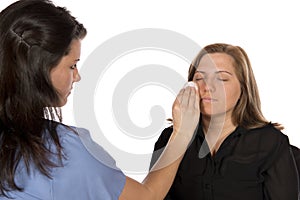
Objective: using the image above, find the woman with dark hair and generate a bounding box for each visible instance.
[150,43,299,199]
[0,0,200,199]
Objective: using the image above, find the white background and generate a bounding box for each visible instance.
[1,0,300,181]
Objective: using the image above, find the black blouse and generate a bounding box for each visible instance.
[150,124,299,200]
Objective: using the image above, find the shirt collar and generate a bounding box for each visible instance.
[196,124,247,140]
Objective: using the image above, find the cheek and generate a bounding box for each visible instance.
[50,72,62,91]
[51,72,71,93]
[225,87,241,106]
[195,81,205,96]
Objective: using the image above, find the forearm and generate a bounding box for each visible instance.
[143,132,190,199]
[119,83,199,200]
[142,157,182,200]
[120,131,191,200]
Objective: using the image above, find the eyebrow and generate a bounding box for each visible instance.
[195,70,233,75]
[75,59,80,62]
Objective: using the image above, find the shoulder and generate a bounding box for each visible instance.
[246,123,289,145]
[154,126,173,149]
[55,124,94,152]
[237,124,291,157]
[248,123,284,134]
[55,124,120,169]
[52,124,126,199]
[242,124,292,160]
[232,124,295,170]
[159,126,173,140]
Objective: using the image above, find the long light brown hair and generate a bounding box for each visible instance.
[188,43,275,129]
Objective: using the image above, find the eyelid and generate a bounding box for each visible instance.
[217,77,229,81]
[216,73,230,80]
[216,71,232,76]
[194,73,205,79]
[194,77,205,82]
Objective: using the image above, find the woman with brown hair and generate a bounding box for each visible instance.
[0,1,200,199]
[151,43,299,199]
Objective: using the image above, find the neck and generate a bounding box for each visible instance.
[201,113,237,155]
[202,113,236,133]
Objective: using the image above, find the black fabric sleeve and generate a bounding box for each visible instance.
[263,135,299,199]
[291,145,300,177]
[291,145,300,199]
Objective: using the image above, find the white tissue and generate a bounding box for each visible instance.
[184,81,197,89]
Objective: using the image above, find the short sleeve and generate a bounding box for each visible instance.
[3,124,126,200]
[51,126,126,200]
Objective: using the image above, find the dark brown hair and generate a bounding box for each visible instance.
[0,0,86,196]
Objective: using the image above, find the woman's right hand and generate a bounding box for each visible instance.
[171,81,200,142]
[119,82,200,200]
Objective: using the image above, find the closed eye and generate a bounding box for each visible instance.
[217,77,229,81]
[193,74,205,81]
[195,78,204,81]
[216,71,232,81]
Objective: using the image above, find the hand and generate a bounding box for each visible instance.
[172,82,200,141]
[121,83,199,200]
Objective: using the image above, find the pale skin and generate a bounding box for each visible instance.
[193,53,241,156]
[50,39,200,200]
[50,39,81,107]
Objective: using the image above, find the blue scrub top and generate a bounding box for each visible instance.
[2,124,126,200]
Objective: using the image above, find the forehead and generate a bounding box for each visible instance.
[67,39,81,59]
[52,39,81,69]
[196,53,235,73]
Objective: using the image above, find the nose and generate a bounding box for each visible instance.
[202,79,215,93]
[73,68,81,82]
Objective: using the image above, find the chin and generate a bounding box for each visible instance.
[57,98,68,107]
[201,110,227,117]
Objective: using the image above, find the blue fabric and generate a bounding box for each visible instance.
[2,124,126,200]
